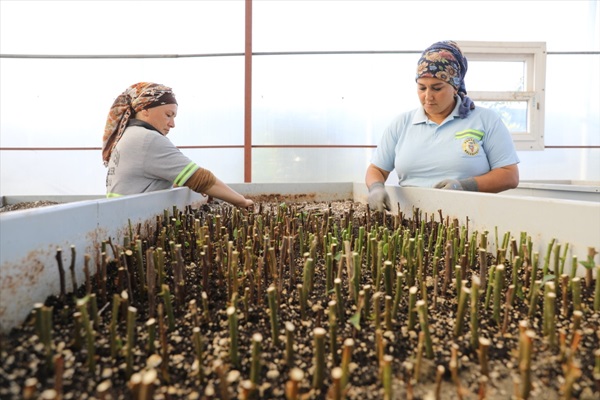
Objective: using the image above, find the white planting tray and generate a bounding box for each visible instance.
[1,183,598,333]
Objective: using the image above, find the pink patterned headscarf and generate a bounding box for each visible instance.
[102,82,177,165]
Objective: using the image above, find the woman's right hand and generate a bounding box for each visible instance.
[237,198,254,208]
[367,182,391,212]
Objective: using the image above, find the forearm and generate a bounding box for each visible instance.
[203,179,252,207]
[366,164,390,188]
[473,164,519,193]
[182,168,252,207]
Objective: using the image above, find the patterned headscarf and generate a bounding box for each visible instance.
[102,82,177,165]
[416,41,475,118]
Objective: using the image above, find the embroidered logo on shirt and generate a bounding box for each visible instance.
[455,129,482,156]
[462,137,480,155]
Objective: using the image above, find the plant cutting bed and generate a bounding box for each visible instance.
[1,199,599,399]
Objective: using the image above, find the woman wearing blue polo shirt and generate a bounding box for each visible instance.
[366,41,520,212]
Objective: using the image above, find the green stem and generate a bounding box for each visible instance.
[553,243,561,276]
[72,312,82,350]
[341,338,354,389]
[455,266,462,300]
[569,255,578,287]
[384,295,393,331]
[484,265,496,310]
[328,300,338,365]
[493,265,505,325]
[109,294,120,358]
[334,278,344,323]
[528,280,541,319]
[478,248,488,293]
[544,291,557,348]
[159,284,175,331]
[41,305,54,372]
[542,239,556,277]
[126,306,137,379]
[391,272,404,319]
[285,322,295,368]
[408,286,417,331]
[146,318,156,355]
[76,299,95,372]
[353,252,362,303]
[373,292,382,331]
[571,277,581,312]
[363,284,372,321]
[312,327,326,389]
[382,354,393,400]
[298,283,306,321]
[376,241,384,292]
[416,300,434,359]
[89,294,99,329]
[454,286,470,337]
[302,257,315,307]
[250,333,263,386]
[512,256,522,302]
[326,252,333,294]
[383,260,393,297]
[470,276,480,349]
[267,286,280,346]
[227,306,239,368]
[531,252,540,283]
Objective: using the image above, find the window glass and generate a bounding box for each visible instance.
[0,57,245,147]
[0,1,244,54]
[253,1,598,53]
[467,61,526,92]
[477,101,528,133]
[544,54,600,146]
[253,54,417,146]
[1,1,598,195]
[0,148,247,196]
[252,148,373,183]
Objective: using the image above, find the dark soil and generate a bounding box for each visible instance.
[0,200,599,399]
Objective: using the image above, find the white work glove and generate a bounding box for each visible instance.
[368,182,391,212]
[434,177,478,191]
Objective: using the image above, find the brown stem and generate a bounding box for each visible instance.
[69,245,77,293]
[55,248,66,301]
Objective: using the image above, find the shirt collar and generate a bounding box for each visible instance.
[411,96,463,125]
[128,118,161,134]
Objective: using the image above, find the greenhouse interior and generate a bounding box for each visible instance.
[1,1,599,399]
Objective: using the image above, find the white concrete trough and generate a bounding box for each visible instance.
[504,180,600,202]
[1,182,599,333]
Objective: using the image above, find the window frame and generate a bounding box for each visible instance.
[457,41,547,151]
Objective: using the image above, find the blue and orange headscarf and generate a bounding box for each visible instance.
[102,82,177,165]
[416,41,475,118]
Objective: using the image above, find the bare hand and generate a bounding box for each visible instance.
[238,198,254,208]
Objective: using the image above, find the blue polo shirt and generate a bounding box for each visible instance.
[371,97,520,187]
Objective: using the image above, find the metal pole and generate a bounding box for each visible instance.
[244,0,253,183]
